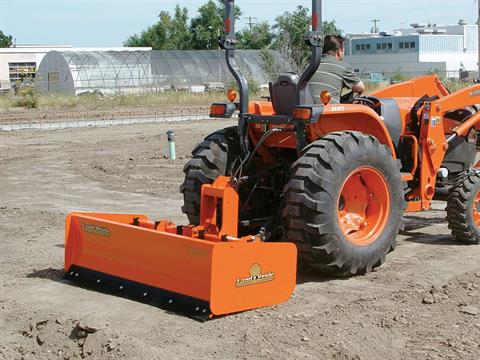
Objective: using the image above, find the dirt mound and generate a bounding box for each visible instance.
[1,313,156,360]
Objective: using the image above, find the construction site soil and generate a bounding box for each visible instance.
[1,119,480,360]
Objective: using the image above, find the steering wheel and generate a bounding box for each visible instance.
[340,91,355,104]
[340,91,368,104]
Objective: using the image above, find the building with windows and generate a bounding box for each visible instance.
[345,20,479,80]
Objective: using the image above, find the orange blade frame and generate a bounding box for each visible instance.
[65,212,297,316]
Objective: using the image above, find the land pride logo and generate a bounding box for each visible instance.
[235,263,275,287]
[81,223,111,237]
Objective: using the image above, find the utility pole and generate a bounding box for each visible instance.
[244,16,258,32]
[370,19,380,34]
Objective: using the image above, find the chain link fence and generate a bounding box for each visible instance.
[1,75,262,96]
[0,113,209,131]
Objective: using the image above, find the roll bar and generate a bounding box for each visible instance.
[219,0,324,111]
[297,0,324,104]
[219,1,249,114]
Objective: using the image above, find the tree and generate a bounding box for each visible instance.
[238,22,273,50]
[272,6,310,71]
[190,1,224,49]
[124,6,191,50]
[215,0,242,24]
[124,1,340,53]
[190,0,241,50]
[166,5,192,50]
[124,11,171,49]
[0,31,13,48]
[272,6,342,71]
[323,20,341,36]
[260,48,285,81]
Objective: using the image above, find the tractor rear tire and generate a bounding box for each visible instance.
[180,127,239,224]
[283,131,405,276]
[446,172,480,244]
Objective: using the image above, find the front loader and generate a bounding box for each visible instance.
[64,0,480,317]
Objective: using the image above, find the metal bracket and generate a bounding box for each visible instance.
[244,114,292,125]
[294,121,307,155]
[218,35,237,50]
[304,31,324,47]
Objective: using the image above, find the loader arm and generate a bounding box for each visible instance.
[452,112,480,138]
[434,84,480,115]
[433,84,480,141]
[403,84,480,211]
[371,75,449,98]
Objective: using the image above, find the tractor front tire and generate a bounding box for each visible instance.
[446,172,480,244]
[180,127,239,224]
[283,131,405,276]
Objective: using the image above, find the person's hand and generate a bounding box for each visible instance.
[352,81,366,94]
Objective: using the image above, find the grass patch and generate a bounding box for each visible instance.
[442,79,473,93]
[0,90,274,111]
[0,91,235,111]
[0,94,14,109]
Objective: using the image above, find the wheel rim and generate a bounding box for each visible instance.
[473,190,480,227]
[337,166,390,246]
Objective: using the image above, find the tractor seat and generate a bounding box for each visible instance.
[269,73,314,116]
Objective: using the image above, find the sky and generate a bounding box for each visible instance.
[0,0,478,47]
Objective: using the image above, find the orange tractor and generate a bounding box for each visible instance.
[64,0,480,317]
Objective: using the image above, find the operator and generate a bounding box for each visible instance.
[309,35,365,104]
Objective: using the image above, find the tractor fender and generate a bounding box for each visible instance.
[310,104,397,158]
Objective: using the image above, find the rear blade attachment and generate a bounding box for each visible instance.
[64,177,297,319]
[63,265,211,320]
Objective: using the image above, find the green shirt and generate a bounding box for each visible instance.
[308,54,361,104]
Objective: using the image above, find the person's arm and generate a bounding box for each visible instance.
[352,81,366,94]
[342,64,364,94]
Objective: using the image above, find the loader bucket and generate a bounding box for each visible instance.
[64,212,297,317]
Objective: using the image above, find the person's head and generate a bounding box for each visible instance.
[323,35,345,60]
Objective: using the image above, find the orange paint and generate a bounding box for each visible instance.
[65,177,297,316]
[337,167,390,246]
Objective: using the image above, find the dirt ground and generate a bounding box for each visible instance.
[1,120,480,360]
